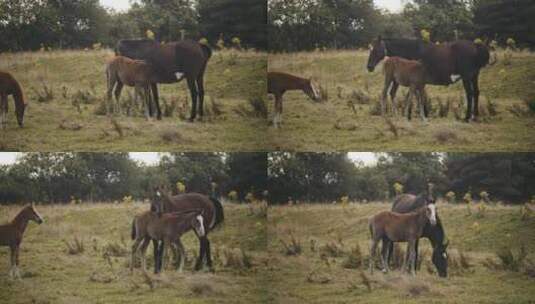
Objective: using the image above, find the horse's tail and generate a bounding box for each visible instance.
[208,196,224,230]
[200,44,212,61]
[131,218,136,240]
[475,43,491,68]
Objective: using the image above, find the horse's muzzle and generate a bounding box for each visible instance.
[367,66,375,72]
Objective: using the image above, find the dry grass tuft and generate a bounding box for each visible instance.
[160,128,186,144]
[434,129,458,143]
[220,247,253,270]
[63,236,85,255]
[59,119,83,131]
[306,269,332,284]
[102,240,128,257]
[110,118,124,138]
[280,234,302,256]
[341,243,363,269]
[189,280,216,296]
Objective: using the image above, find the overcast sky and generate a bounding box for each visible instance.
[100,0,404,12]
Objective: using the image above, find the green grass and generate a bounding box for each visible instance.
[267,202,535,303]
[0,203,268,304]
[0,49,268,151]
[267,50,535,151]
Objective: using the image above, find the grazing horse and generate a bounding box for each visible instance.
[150,187,224,273]
[367,37,493,122]
[131,210,205,274]
[388,183,449,277]
[106,56,160,118]
[369,204,437,275]
[382,56,431,121]
[0,71,27,128]
[267,71,320,128]
[115,39,212,121]
[0,204,44,279]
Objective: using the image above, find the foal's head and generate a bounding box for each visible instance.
[425,204,437,226]
[367,36,387,72]
[190,213,206,237]
[21,204,44,224]
[150,185,170,215]
[303,79,320,102]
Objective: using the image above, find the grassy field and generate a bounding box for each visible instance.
[0,49,267,151]
[0,202,268,304]
[267,202,535,303]
[267,50,535,151]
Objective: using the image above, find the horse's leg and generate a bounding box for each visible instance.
[9,245,15,279]
[414,239,420,272]
[14,245,21,279]
[405,89,414,121]
[472,71,480,119]
[274,95,282,128]
[194,236,206,271]
[390,81,399,117]
[369,238,378,274]
[151,83,162,120]
[462,77,474,122]
[142,86,150,120]
[187,76,198,122]
[380,238,390,273]
[381,77,391,116]
[417,89,428,122]
[197,73,205,119]
[139,238,151,273]
[422,89,429,118]
[130,238,142,273]
[151,239,159,274]
[1,94,8,128]
[387,239,394,268]
[408,240,416,275]
[205,237,213,272]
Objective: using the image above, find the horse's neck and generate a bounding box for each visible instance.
[426,217,444,246]
[386,39,425,60]
[285,76,306,91]
[11,211,30,234]
[11,80,25,106]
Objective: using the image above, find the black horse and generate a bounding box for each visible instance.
[367,37,493,122]
[387,183,449,277]
[115,39,212,121]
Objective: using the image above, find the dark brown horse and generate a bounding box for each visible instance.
[267,71,320,128]
[367,37,493,122]
[369,204,437,275]
[0,71,27,128]
[115,39,212,121]
[0,204,44,279]
[150,187,224,273]
[389,183,449,277]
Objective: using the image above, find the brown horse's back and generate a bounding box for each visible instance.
[268,71,307,96]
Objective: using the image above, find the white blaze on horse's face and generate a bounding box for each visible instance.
[175,72,184,80]
[428,204,437,226]
[310,82,320,101]
[196,214,205,237]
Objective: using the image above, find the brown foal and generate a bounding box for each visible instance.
[0,204,44,279]
[368,204,436,275]
[267,71,320,128]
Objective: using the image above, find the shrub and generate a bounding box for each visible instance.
[280,234,302,256]
[420,29,431,42]
[228,190,238,202]
[446,191,456,203]
[393,182,403,195]
[146,30,155,40]
[496,245,527,272]
[480,191,490,203]
[320,241,345,258]
[342,244,363,269]
[122,195,133,204]
[176,182,186,193]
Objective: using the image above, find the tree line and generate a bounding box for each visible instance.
[0,0,266,52]
[268,0,535,52]
[0,152,267,204]
[268,152,535,204]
